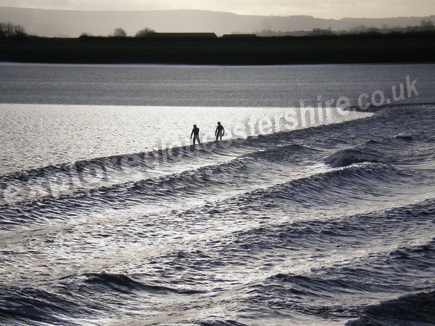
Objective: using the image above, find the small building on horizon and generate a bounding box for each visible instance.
[222,34,257,39]
[148,32,218,39]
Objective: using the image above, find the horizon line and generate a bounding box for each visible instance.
[1,6,435,21]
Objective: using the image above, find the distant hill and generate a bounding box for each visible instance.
[0,7,434,37]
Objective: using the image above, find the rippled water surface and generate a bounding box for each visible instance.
[0,63,434,326]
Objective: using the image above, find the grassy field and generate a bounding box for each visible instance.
[1,32,435,65]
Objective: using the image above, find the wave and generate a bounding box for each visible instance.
[347,290,435,326]
[0,285,89,325]
[80,272,206,295]
[0,142,316,227]
[0,150,419,230]
[0,160,411,230]
[0,132,312,206]
[262,234,435,297]
[325,148,382,168]
[198,321,249,326]
[0,272,206,325]
[224,196,434,251]
[0,144,212,201]
[325,125,435,169]
[242,162,414,206]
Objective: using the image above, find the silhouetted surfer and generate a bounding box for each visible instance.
[190,124,200,145]
[215,122,225,141]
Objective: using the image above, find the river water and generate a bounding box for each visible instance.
[0,63,434,326]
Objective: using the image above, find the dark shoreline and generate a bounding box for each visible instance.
[1,32,435,65]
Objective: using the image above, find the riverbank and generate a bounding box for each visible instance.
[1,32,435,65]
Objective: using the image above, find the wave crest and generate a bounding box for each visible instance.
[347,291,435,326]
[325,149,381,168]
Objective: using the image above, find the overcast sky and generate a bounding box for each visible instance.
[0,0,434,19]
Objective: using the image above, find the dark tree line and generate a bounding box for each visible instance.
[134,27,156,38]
[256,20,435,37]
[80,27,156,38]
[348,20,435,35]
[111,27,157,37]
[0,22,27,39]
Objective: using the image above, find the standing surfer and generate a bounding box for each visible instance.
[190,124,201,145]
[215,122,225,142]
